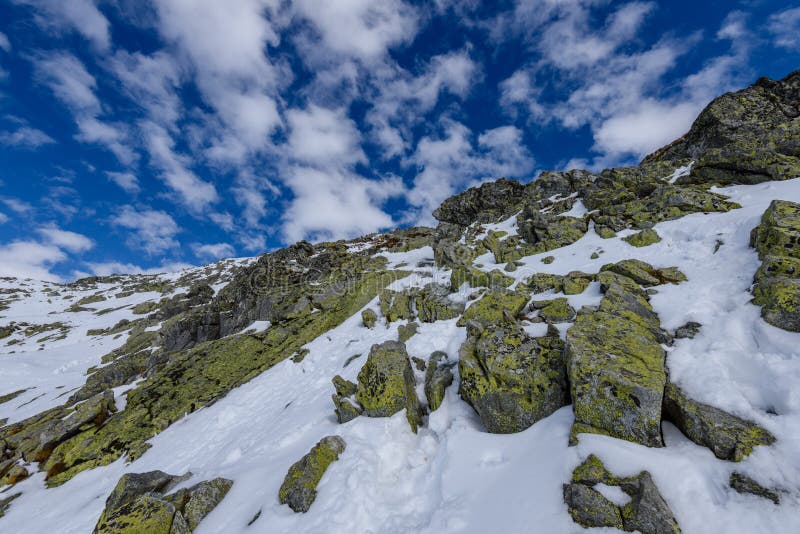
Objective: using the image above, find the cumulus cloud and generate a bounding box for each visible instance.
[83,260,194,277]
[768,7,800,51]
[36,226,93,253]
[192,242,235,261]
[11,0,110,51]
[106,171,140,195]
[287,105,366,167]
[0,125,54,148]
[0,241,66,281]
[406,120,534,224]
[111,205,181,255]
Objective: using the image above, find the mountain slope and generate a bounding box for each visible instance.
[1,70,800,533]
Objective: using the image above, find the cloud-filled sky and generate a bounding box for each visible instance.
[0,0,798,281]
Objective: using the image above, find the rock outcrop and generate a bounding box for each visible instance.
[94,471,232,533]
[279,436,346,513]
[424,351,454,412]
[751,200,800,331]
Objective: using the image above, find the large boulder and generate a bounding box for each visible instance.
[356,341,423,432]
[662,382,775,461]
[278,436,346,513]
[566,275,668,447]
[94,471,231,533]
[457,289,530,327]
[415,284,464,322]
[459,325,568,433]
[432,178,525,226]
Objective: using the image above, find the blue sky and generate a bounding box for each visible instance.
[0,0,798,281]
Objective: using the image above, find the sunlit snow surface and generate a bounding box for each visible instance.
[3,180,800,533]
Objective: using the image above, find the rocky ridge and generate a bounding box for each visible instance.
[0,70,799,532]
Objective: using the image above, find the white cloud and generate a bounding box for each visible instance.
[0,32,10,52]
[281,167,403,243]
[294,0,418,61]
[768,7,800,51]
[106,171,140,195]
[192,242,235,261]
[12,0,110,51]
[1,197,33,214]
[83,260,194,277]
[0,241,65,281]
[0,126,54,148]
[406,120,534,224]
[286,105,365,166]
[141,121,219,211]
[111,205,181,255]
[36,227,94,253]
[0,212,8,224]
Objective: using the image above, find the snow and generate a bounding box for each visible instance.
[667,161,694,184]
[3,179,800,533]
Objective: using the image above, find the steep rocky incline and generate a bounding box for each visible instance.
[1,71,799,533]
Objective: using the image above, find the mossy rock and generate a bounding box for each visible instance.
[601,259,685,287]
[356,341,422,432]
[424,351,454,412]
[623,228,662,248]
[566,278,668,447]
[750,200,800,260]
[361,309,378,329]
[526,273,564,294]
[415,284,464,322]
[752,277,800,331]
[379,289,416,323]
[279,436,346,513]
[563,272,593,295]
[595,225,617,239]
[397,322,419,343]
[458,325,568,433]
[450,266,514,290]
[662,382,774,461]
[457,289,530,327]
[532,298,576,323]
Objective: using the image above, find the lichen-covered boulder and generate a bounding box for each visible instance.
[397,322,419,343]
[379,290,415,323]
[279,436,345,513]
[356,341,422,432]
[531,298,576,323]
[415,284,464,322]
[750,200,800,260]
[662,382,774,461]
[425,351,454,412]
[565,455,681,534]
[432,178,525,226]
[601,259,686,287]
[527,273,564,294]
[95,471,231,533]
[563,271,593,295]
[361,309,377,329]
[450,266,513,290]
[518,212,588,252]
[459,325,568,433]
[457,289,530,327]
[566,276,668,447]
[624,228,662,247]
[752,277,800,331]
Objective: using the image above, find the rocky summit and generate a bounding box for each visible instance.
[1,70,800,533]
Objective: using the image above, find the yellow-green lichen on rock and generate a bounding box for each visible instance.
[355,341,422,432]
[457,289,530,327]
[566,275,669,447]
[623,228,662,247]
[279,436,346,513]
[458,324,568,434]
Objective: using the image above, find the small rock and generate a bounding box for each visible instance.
[411,356,426,372]
[424,351,454,412]
[541,256,555,264]
[623,228,662,247]
[532,298,576,323]
[729,472,781,504]
[361,309,377,329]
[397,322,419,343]
[278,436,346,513]
[674,321,701,339]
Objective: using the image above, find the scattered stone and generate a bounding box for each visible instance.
[674,322,701,339]
[361,309,378,329]
[564,455,681,534]
[624,228,662,247]
[527,273,564,294]
[532,298,576,323]
[279,436,346,513]
[542,256,555,264]
[291,348,310,363]
[451,267,514,290]
[563,272,593,295]
[342,354,361,368]
[0,492,21,518]
[459,324,568,433]
[397,322,419,343]
[729,472,781,504]
[590,252,600,259]
[95,470,231,533]
[415,284,464,322]
[356,341,423,432]
[425,352,454,412]
[595,225,617,239]
[332,376,361,424]
[411,356,427,372]
[457,289,530,327]
[662,382,775,461]
[601,259,685,287]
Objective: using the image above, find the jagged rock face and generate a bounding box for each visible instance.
[566,276,669,447]
[751,200,800,331]
[458,324,568,434]
[94,471,231,533]
[565,455,681,534]
[432,178,525,226]
[645,69,800,185]
[279,436,346,513]
[355,341,422,432]
[662,383,774,461]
